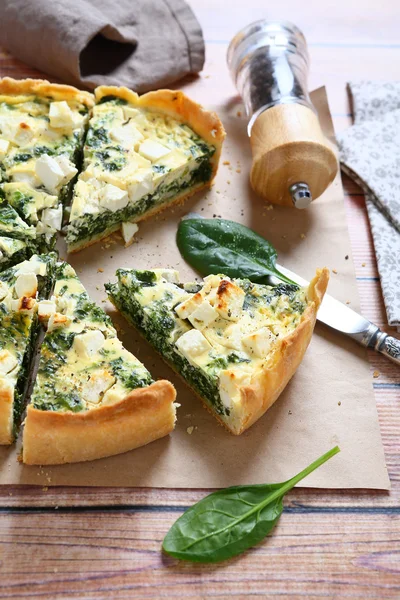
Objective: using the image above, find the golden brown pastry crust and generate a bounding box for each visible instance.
[22,380,177,465]
[95,85,225,180]
[0,383,13,445]
[230,268,330,434]
[0,77,94,107]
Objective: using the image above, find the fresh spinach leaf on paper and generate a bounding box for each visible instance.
[177,217,295,285]
[163,446,340,563]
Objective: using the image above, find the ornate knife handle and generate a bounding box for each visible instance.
[373,330,400,366]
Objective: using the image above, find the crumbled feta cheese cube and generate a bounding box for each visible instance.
[215,280,245,321]
[175,293,203,320]
[15,257,47,276]
[0,281,9,301]
[56,155,78,183]
[188,300,219,330]
[0,138,9,159]
[37,299,56,319]
[123,106,140,119]
[15,273,38,298]
[219,369,252,409]
[121,221,138,246]
[40,204,63,232]
[175,329,211,361]
[138,139,170,161]
[47,312,70,332]
[99,184,129,212]
[242,327,275,358]
[49,101,75,129]
[0,349,18,374]
[35,154,65,190]
[152,269,180,284]
[110,122,144,148]
[82,370,116,404]
[14,122,34,146]
[73,330,105,358]
[127,169,154,203]
[11,296,36,312]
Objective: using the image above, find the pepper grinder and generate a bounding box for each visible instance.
[227,20,338,208]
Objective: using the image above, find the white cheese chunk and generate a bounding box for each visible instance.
[35,155,65,190]
[14,122,34,147]
[110,122,144,148]
[56,155,78,183]
[121,221,138,246]
[11,296,36,313]
[215,280,245,321]
[152,269,180,284]
[82,370,116,404]
[47,312,70,332]
[40,204,63,232]
[37,299,56,319]
[219,369,252,409]
[99,184,129,212]
[0,138,9,159]
[0,349,18,374]
[127,169,155,203]
[15,257,47,276]
[49,101,75,129]
[242,326,275,358]
[175,293,203,320]
[188,300,219,331]
[0,281,9,301]
[15,272,38,299]
[138,139,170,161]
[175,329,211,362]
[73,330,105,358]
[123,106,140,119]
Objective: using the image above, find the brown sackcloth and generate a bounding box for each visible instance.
[0,0,205,91]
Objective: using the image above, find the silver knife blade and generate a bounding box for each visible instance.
[274,264,400,365]
[276,264,369,335]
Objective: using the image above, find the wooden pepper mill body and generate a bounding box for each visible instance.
[250,103,338,207]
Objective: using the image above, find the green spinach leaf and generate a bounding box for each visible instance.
[163,446,339,563]
[177,218,295,285]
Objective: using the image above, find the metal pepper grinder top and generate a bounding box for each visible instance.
[227,20,338,208]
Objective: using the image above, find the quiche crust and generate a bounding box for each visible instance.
[226,268,329,434]
[22,379,176,465]
[0,383,13,445]
[0,77,94,107]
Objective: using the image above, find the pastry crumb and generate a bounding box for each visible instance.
[237,110,242,117]
[265,204,274,211]
[42,486,48,492]
[186,426,194,435]
[97,268,104,273]
[338,401,341,406]
[236,168,241,173]
[300,233,306,239]
[373,370,380,378]
[223,160,230,165]
[346,300,351,305]
[362,262,366,267]
[332,269,338,274]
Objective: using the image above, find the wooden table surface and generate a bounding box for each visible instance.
[0,1,399,598]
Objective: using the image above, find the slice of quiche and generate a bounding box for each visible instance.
[23,261,177,465]
[106,268,329,435]
[0,78,94,248]
[66,86,225,252]
[0,254,55,444]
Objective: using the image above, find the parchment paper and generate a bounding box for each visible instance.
[0,87,390,489]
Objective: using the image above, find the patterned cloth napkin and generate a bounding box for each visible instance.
[337,82,400,328]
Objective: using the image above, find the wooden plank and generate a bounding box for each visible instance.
[0,511,398,599]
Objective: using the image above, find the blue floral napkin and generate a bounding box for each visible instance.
[338,82,400,328]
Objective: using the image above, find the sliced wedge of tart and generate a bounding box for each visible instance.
[0,78,94,249]
[23,261,177,465]
[106,268,329,435]
[0,253,55,444]
[66,87,225,252]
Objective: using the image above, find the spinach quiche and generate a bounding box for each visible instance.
[66,86,225,252]
[106,268,329,435]
[0,78,94,253]
[0,253,55,444]
[23,261,177,465]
